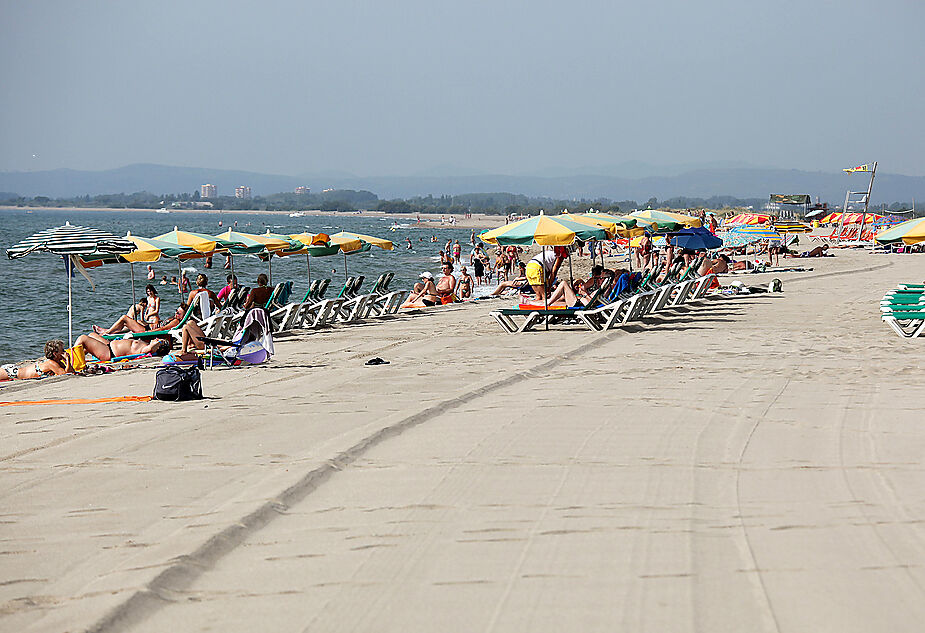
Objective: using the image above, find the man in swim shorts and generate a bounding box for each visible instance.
[525,247,567,302]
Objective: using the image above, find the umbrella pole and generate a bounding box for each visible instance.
[344,252,348,282]
[268,256,272,285]
[306,253,311,287]
[177,259,183,299]
[130,262,136,307]
[67,258,73,348]
[543,245,549,331]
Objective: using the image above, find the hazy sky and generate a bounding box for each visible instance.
[2,0,923,177]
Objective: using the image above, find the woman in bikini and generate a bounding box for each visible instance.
[94,303,188,336]
[0,340,73,380]
[144,284,161,329]
[73,333,171,362]
[407,272,440,306]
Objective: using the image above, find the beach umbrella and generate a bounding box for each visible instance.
[6,221,136,347]
[480,214,608,246]
[80,232,199,306]
[773,220,812,233]
[325,231,391,281]
[668,226,724,251]
[329,231,394,251]
[723,213,773,226]
[156,228,247,296]
[631,209,701,229]
[874,217,925,245]
[284,232,343,286]
[722,225,782,249]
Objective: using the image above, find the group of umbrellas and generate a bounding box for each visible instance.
[6,222,393,346]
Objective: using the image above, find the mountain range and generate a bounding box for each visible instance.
[1,163,922,205]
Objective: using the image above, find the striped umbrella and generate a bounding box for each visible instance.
[722,225,782,248]
[874,217,925,245]
[723,213,773,226]
[480,214,609,246]
[631,209,702,229]
[6,222,136,346]
[773,220,812,233]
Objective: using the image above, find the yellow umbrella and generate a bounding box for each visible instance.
[329,231,394,250]
[154,227,221,253]
[243,230,293,252]
[558,213,618,235]
[289,232,333,248]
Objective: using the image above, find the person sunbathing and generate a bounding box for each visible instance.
[94,303,188,335]
[489,262,530,296]
[800,244,830,257]
[73,333,171,362]
[699,254,730,275]
[0,340,73,380]
[187,273,221,314]
[407,271,440,306]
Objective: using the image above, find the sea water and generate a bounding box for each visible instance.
[0,209,478,363]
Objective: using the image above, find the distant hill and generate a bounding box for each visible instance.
[1,163,923,205]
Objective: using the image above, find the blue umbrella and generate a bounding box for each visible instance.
[668,226,723,251]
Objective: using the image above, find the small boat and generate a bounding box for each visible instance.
[289,212,306,218]
[156,208,170,214]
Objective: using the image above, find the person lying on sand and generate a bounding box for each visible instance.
[74,333,171,362]
[799,244,831,258]
[94,303,188,335]
[0,340,73,380]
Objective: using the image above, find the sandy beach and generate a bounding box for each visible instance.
[2,249,925,632]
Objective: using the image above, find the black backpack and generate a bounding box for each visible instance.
[153,364,203,401]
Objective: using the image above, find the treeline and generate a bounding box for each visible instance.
[0,189,378,212]
[0,189,919,216]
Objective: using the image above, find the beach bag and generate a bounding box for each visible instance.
[153,364,203,401]
[66,344,87,372]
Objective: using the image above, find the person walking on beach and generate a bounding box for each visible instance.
[472,252,485,285]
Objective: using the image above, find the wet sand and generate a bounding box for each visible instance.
[2,249,924,632]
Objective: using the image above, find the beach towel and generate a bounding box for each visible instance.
[0,395,152,407]
[232,308,274,356]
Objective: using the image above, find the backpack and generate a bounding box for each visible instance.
[153,364,203,401]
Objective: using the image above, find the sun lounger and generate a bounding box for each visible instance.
[103,302,198,342]
[488,284,612,333]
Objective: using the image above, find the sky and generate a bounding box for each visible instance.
[1,0,924,177]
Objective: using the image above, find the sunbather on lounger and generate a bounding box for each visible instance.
[0,340,73,380]
[74,333,171,362]
[187,274,221,313]
[94,303,188,335]
[243,274,273,311]
[490,263,529,296]
[699,254,730,276]
[547,277,596,308]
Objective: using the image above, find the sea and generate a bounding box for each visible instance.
[0,209,477,364]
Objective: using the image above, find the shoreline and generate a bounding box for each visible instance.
[0,205,508,230]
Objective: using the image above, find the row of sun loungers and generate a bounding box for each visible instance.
[200,273,409,339]
[881,283,925,339]
[489,257,718,334]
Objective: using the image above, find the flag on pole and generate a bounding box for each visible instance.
[843,164,871,173]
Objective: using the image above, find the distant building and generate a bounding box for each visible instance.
[322,188,335,193]
[201,184,217,198]
[294,186,311,195]
[234,186,251,199]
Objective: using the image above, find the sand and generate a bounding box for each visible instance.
[2,249,924,632]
